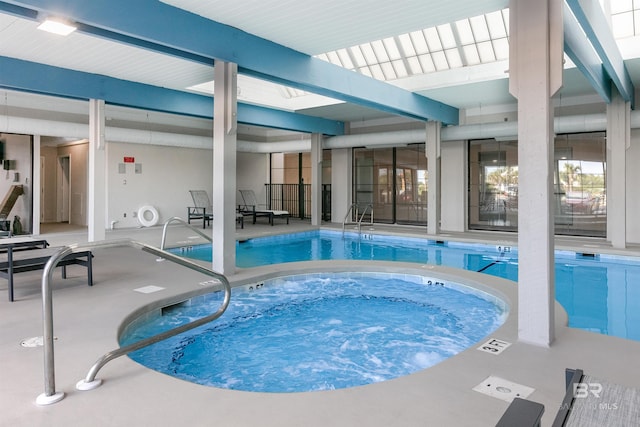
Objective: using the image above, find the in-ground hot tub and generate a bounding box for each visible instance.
[119,268,509,393]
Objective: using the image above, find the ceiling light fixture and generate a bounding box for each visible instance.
[37,18,77,36]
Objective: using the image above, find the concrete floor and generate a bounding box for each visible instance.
[1,220,640,426]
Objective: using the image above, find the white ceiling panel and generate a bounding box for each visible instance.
[0,14,213,91]
[161,0,508,55]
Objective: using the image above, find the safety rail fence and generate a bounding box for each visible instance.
[264,183,331,221]
[36,238,231,405]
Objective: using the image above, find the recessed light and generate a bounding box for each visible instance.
[37,18,77,36]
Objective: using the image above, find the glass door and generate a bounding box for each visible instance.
[353,145,427,225]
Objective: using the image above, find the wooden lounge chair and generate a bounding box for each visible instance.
[238,189,290,226]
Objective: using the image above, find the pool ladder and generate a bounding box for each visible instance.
[342,203,374,236]
[36,239,231,405]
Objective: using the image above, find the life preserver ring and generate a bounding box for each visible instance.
[137,205,159,227]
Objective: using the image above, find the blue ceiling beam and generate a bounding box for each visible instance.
[0,56,345,135]
[562,3,611,103]
[238,103,343,136]
[0,2,213,66]
[0,0,459,124]
[566,0,635,108]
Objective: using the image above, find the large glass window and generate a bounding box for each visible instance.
[554,133,606,236]
[469,139,519,230]
[353,145,427,225]
[468,132,606,237]
[354,147,393,223]
[396,145,428,223]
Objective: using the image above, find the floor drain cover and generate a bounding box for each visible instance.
[473,376,535,402]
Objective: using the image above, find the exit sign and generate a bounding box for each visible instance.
[123,156,135,163]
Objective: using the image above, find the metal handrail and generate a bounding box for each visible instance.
[342,203,374,235]
[358,204,374,229]
[342,203,357,233]
[159,216,212,252]
[36,239,231,405]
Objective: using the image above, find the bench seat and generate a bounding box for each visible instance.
[0,246,93,302]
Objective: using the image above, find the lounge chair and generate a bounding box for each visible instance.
[187,190,213,229]
[238,189,290,226]
[188,190,244,229]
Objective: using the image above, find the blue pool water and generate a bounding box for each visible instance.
[121,272,506,392]
[171,230,640,342]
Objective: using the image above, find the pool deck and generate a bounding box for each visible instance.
[2,221,640,427]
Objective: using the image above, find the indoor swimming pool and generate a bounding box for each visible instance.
[120,271,507,392]
[170,230,640,342]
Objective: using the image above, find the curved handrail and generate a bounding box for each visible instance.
[342,203,374,235]
[159,216,212,252]
[358,204,374,228]
[342,203,358,233]
[37,239,231,404]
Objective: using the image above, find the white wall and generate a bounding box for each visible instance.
[236,151,269,206]
[107,142,213,228]
[104,145,270,229]
[440,140,466,232]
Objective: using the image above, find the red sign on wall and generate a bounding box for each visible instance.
[123,157,135,163]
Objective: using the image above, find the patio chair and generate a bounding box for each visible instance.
[188,190,213,229]
[188,190,244,229]
[238,189,290,226]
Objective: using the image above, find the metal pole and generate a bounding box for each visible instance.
[33,237,231,404]
[36,246,73,405]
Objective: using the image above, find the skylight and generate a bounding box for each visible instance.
[188,2,640,109]
[310,2,640,88]
[607,0,640,38]
[316,9,510,82]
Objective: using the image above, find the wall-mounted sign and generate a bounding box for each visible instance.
[123,156,135,163]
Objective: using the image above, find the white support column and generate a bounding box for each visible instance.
[509,0,563,346]
[212,61,238,275]
[331,148,352,223]
[440,140,467,233]
[310,133,323,226]
[426,121,441,235]
[88,99,106,242]
[606,85,629,249]
[32,135,41,236]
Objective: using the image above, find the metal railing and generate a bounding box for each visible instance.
[265,183,310,219]
[159,216,212,252]
[264,183,332,220]
[342,203,374,236]
[36,239,231,405]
